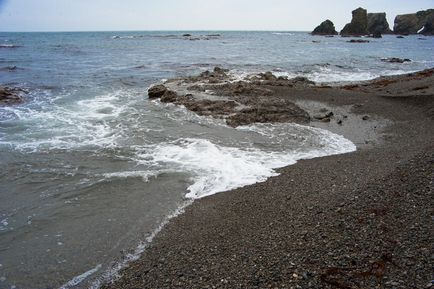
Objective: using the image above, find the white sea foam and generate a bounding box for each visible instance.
[59,264,102,289]
[101,170,158,182]
[135,124,356,199]
[0,218,8,231]
[0,90,134,152]
[266,67,416,84]
[272,32,295,36]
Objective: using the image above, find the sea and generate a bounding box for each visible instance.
[0,31,433,289]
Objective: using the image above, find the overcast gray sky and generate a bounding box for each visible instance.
[0,0,433,32]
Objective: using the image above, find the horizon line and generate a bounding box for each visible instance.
[0,29,312,33]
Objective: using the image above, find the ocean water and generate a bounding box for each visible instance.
[0,31,433,289]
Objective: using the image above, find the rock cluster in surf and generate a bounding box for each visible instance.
[147,67,311,127]
[0,86,24,105]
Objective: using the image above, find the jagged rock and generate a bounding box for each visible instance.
[148,85,168,99]
[420,10,434,35]
[394,9,434,35]
[367,13,393,34]
[341,8,369,36]
[381,58,411,63]
[347,39,370,43]
[311,20,338,35]
[372,32,382,38]
[0,86,23,105]
[394,14,421,34]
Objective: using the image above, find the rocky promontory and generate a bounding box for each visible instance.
[147,68,312,127]
[394,9,434,35]
[311,20,338,35]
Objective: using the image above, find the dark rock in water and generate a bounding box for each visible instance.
[394,9,434,35]
[147,84,179,102]
[160,90,178,103]
[367,13,393,35]
[0,66,18,71]
[313,111,334,121]
[418,37,427,40]
[148,85,168,99]
[381,58,411,63]
[347,39,370,43]
[341,7,369,36]
[371,31,382,38]
[311,20,338,36]
[206,34,221,37]
[196,67,230,83]
[0,86,23,105]
[396,35,405,38]
[259,71,277,81]
[182,34,192,37]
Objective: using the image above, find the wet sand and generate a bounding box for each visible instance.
[101,69,434,288]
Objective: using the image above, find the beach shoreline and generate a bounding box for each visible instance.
[102,68,433,288]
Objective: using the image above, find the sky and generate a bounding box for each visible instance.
[0,0,433,32]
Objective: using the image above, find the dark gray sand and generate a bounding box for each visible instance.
[101,69,434,289]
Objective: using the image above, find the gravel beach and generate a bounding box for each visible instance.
[101,69,434,289]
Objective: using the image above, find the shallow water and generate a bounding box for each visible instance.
[0,31,433,288]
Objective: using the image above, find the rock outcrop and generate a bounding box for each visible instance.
[420,10,434,35]
[367,13,393,34]
[394,9,434,35]
[341,8,369,36]
[0,86,23,105]
[311,20,338,35]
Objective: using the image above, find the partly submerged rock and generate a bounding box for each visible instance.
[148,84,168,99]
[341,8,369,36]
[347,39,370,43]
[0,86,23,105]
[371,31,382,38]
[367,13,393,35]
[311,20,338,36]
[381,58,411,64]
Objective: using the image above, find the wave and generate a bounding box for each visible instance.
[67,123,355,288]
[135,124,356,199]
[272,32,294,36]
[0,89,136,152]
[0,44,21,48]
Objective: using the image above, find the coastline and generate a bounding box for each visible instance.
[102,68,433,288]
[101,70,434,288]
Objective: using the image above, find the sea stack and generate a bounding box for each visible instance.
[394,9,434,35]
[341,7,369,36]
[311,20,338,35]
[367,13,393,34]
